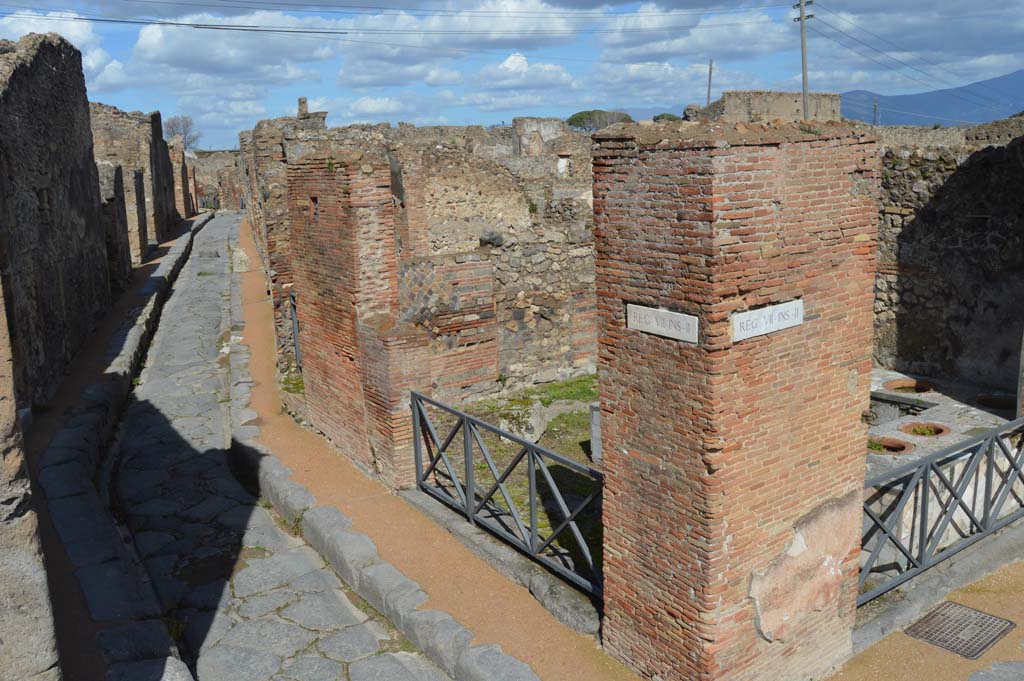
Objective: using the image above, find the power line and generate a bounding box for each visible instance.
[808,24,1007,114]
[843,100,973,125]
[813,15,1005,110]
[129,0,795,19]
[814,2,1018,106]
[0,5,786,35]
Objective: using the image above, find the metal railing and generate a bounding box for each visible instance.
[289,291,302,371]
[860,416,1024,605]
[412,392,604,594]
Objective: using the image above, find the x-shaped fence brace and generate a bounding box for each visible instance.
[412,392,603,595]
[859,417,1024,606]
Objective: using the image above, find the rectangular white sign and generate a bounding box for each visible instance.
[731,299,805,342]
[626,304,699,344]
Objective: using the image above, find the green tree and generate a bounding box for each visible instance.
[653,112,681,122]
[565,109,634,132]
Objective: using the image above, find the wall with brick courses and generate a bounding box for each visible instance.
[874,120,1024,392]
[288,151,423,487]
[96,161,133,292]
[594,120,878,681]
[0,33,111,407]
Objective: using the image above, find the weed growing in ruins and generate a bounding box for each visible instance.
[282,373,305,394]
[799,123,822,136]
[867,438,886,452]
[911,424,941,436]
[528,373,598,407]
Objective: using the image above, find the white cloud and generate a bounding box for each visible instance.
[0,11,112,79]
[476,53,576,90]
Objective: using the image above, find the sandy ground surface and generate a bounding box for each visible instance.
[23,219,202,680]
[832,560,1024,680]
[236,220,640,681]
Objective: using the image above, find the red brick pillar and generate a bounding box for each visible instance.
[594,122,879,681]
[289,150,425,488]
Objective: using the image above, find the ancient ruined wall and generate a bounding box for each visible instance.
[874,118,1024,391]
[89,102,176,255]
[0,267,59,680]
[96,161,133,292]
[392,122,596,389]
[595,121,878,681]
[0,33,111,406]
[151,116,177,241]
[194,149,242,209]
[167,137,195,221]
[699,90,842,122]
[288,150,424,487]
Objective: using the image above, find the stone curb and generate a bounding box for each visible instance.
[225,244,541,680]
[400,489,601,638]
[38,212,215,681]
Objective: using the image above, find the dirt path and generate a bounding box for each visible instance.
[236,220,640,681]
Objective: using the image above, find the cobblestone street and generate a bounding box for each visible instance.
[115,213,448,680]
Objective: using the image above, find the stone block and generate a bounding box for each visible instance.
[454,644,540,681]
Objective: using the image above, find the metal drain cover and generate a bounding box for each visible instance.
[905,601,1016,659]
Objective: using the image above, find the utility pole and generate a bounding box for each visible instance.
[873,97,879,126]
[794,0,814,119]
[706,58,714,107]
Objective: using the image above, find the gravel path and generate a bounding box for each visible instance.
[115,212,448,681]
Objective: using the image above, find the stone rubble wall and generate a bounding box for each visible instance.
[89,101,177,255]
[0,32,119,681]
[96,161,133,293]
[0,33,111,408]
[874,117,1024,391]
[168,136,196,221]
[193,148,243,210]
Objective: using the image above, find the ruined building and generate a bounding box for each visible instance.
[193,148,244,210]
[90,101,177,257]
[239,105,594,487]
[688,90,843,123]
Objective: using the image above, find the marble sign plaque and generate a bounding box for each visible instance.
[731,299,804,342]
[626,304,699,344]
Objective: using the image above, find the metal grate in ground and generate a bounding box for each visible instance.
[905,601,1016,659]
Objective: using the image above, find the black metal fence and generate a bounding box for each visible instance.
[860,416,1024,605]
[411,391,604,594]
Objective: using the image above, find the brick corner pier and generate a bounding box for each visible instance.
[592,120,880,681]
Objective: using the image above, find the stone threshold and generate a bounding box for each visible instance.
[37,212,216,680]
[225,251,542,681]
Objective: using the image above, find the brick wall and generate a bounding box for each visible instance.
[594,121,878,681]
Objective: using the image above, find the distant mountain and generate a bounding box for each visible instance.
[842,70,1024,126]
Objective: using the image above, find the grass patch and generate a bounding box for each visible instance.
[867,438,886,452]
[911,424,941,436]
[424,376,602,584]
[281,372,304,394]
[527,374,598,407]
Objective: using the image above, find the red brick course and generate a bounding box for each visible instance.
[594,122,879,681]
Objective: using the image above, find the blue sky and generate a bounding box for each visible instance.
[1,0,1022,148]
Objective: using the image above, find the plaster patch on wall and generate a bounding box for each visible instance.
[748,491,860,643]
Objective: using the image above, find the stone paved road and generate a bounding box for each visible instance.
[116,213,448,681]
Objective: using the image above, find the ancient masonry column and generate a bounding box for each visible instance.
[594,122,879,681]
